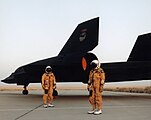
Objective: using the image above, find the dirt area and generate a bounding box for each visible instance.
[104,86,151,94]
[0,84,151,94]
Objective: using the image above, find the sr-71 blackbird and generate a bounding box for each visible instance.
[1,17,151,95]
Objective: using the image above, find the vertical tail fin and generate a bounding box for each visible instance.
[58,17,99,56]
[128,33,151,61]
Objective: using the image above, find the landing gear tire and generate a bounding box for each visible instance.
[22,90,28,95]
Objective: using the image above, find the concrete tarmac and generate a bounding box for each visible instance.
[0,90,151,120]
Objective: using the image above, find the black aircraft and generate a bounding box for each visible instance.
[102,32,151,82]
[1,17,151,95]
[1,17,99,94]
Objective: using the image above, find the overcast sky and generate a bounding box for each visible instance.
[0,0,151,80]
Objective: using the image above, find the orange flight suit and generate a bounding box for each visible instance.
[41,72,56,105]
[87,67,105,111]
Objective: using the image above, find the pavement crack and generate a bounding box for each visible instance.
[14,104,43,120]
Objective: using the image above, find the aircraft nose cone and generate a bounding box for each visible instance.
[1,78,12,83]
[1,73,15,83]
[1,79,6,82]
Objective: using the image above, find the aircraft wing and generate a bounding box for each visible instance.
[102,33,151,82]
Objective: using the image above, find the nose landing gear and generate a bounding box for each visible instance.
[22,85,29,95]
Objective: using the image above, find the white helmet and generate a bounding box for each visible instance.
[90,60,100,68]
[45,66,52,73]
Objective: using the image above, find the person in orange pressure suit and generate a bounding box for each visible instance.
[87,60,105,115]
[41,66,56,108]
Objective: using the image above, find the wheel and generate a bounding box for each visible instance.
[22,90,28,95]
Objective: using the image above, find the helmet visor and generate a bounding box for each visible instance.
[46,68,52,72]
